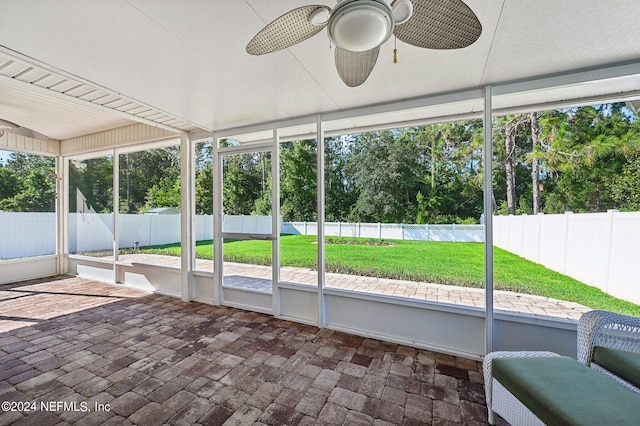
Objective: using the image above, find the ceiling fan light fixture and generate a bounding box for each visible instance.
[328,0,394,52]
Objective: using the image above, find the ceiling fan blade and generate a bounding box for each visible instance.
[246,5,331,55]
[0,119,50,140]
[6,127,51,140]
[393,0,482,49]
[335,47,380,87]
[0,119,19,129]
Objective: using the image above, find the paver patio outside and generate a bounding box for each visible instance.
[119,254,590,320]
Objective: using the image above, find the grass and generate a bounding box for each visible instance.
[135,234,640,316]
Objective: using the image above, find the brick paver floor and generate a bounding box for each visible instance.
[0,276,497,425]
[119,254,590,320]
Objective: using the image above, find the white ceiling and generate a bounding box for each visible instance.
[1,0,640,141]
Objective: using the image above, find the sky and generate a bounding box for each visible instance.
[0,149,9,164]
[0,149,11,164]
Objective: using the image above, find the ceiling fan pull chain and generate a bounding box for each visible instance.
[393,36,398,64]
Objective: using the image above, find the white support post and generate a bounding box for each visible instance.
[180,132,194,301]
[272,128,281,316]
[213,135,223,305]
[113,149,119,284]
[483,85,494,354]
[317,115,326,328]
[57,155,66,275]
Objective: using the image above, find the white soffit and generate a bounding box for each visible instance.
[0,50,198,140]
[0,80,130,141]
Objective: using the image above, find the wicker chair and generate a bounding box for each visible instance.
[577,309,640,394]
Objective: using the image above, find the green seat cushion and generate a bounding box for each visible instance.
[492,356,640,426]
[593,346,640,389]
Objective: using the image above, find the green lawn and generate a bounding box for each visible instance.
[135,234,640,316]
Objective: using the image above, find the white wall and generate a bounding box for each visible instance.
[0,256,58,284]
[493,211,640,305]
[0,132,59,156]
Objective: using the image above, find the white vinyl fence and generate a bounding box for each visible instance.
[68,213,215,254]
[0,212,214,259]
[493,211,640,305]
[282,221,485,242]
[223,215,272,235]
[0,212,56,259]
[1,213,482,259]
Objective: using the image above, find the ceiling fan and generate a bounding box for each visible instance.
[0,119,51,140]
[246,0,482,87]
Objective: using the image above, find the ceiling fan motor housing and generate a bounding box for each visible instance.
[328,0,394,52]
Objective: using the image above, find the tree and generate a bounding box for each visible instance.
[222,152,263,215]
[69,157,113,213]
[348,130,420,222]
[119,147,181,213]
[608,139,640,210]
[280,140,317,221]
[495,115,528,215]
[195,166,213,215]
[536,105,633,213]
[412,121,484,223]
[4,152,54,180]
[195,142,214,215]
[144,177,181,210]
[324,135,358,222]
[252,151,272,215]
[5,169,56,212]
[0,153,56,212]
[529,112,542,214]
[0,167,19,201]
